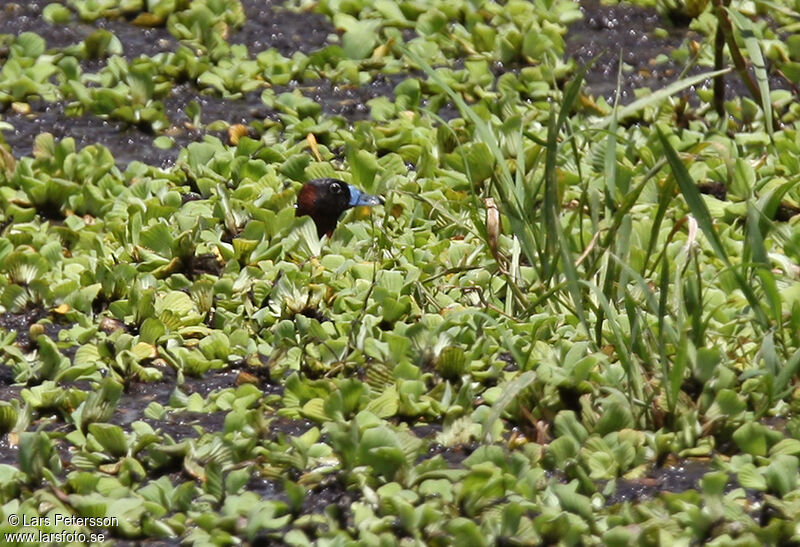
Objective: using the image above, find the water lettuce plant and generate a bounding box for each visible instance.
[0,0,800,544]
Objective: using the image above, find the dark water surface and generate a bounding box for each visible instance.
[4,0,790,169]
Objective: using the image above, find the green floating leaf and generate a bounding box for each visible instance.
[736,463,767,491]
[482,371,535,443]
[380,296,411,324]
[43,3,72,24]
[301,398,328,423]
[14,32,46,57]
[88,423,128,458]
[554,411,589,443]
[304,162,339,181]
[155,291,196,317]
[436,347,467,381]
[140,223,174,256]
[153,136,174,149]
[732,422,773,456]
[365,386,398,418]
[700,471,728,496]
[19,431,59,483]
[37,334,70,381]
[342,23,378,59]
[770,438,800,457]
[593,401,634,436]
[446,518,487,547]
[765,455,798,497]
[84,29,114,59]
[444,142,495,185]
[0,402,18,435]
[80,378,124,431]
[281,154,311,182]
[204,461,224,501]
[552,482,593,520]
[416,9,447,36]
[358,426,407,480]
[348,149,380,189]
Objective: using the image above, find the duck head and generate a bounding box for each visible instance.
[296,178,383,237]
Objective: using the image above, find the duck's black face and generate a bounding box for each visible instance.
[296,178,383,237]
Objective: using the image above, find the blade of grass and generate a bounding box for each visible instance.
[605,51,624,207]
[542,108,560,279]
[543,62,591,283]
[595,54,624,345]
[775,346,800,398]
[690,252,705,346]
[402,46,538,269]
[656,127,769,329]
[425,110,531,311]
[642,174,676,278]
[746,202,781,325]
[726,7,774,139]
[713,1,765,119]
[544,107,590,338]
[757,331,778,418]
[657,252,674,412]
[592,68,730,130]
[596,158,666,272]
[581,279,644,403]
[541,64,593,340]
[713,9,726,117]
[404,45,592,336]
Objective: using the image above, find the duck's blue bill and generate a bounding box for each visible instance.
[347,185,384,208]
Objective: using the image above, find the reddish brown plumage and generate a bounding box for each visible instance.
[295,178,383,238]
[296,184,318,220]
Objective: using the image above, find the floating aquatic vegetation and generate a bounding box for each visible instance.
[0,0,799,544]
